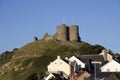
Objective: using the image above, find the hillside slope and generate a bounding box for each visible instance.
[0,40,105,80]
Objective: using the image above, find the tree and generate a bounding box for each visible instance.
[93,44,105,54]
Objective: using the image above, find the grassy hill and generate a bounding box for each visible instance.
[0,40,105,80]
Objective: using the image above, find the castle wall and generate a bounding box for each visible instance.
[56,24,69,41]
[43,24,81,42]
[43,33,54,41]
[69,25,79,42]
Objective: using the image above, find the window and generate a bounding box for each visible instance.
[106,69,110,72]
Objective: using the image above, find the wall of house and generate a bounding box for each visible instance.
[47,56,71,77]
[99,49,113,61]
[69,56,85,69]
[106,54,113,61]
[101,60,120,72]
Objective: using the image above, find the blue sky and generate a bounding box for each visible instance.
[0,0,120,54]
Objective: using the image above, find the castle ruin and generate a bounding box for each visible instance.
[69,25,80,42]
[43,24,81,42]
[56,24,69,41]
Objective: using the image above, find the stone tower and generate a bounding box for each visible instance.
[56,24,69,41]
[69,25,80,42]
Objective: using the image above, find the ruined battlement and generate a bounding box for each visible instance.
[56,24,69,41]
[69,25,79,42]
[43,24,81,42]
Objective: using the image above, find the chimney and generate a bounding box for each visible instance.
[57,56,60,59]
[103,49,107,61]
[57,56,61,65]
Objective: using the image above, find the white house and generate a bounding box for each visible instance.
[45,73,65,80]
[100,59,120,72]
[99,49,113,61]
[45,73,55,80]
[69,56,85,69]
[47,56,71,78]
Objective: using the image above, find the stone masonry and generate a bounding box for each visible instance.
[56,24,69,41]
[43,24,81,42]
[69,25,79,42]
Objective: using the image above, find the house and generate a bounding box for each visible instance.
[47,56,71,78]
[87,72,119,80]
[69,71,91,80]
[99,49,113,61]
[100,59,120,72]
[80,55,105,72]
[69,56,85,71]
[45,73,56,80]
[45,73,67,80]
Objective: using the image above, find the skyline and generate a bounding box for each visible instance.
[0,0,120,54]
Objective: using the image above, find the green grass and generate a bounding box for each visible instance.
[22,58,32,68]
[0,40,105,80]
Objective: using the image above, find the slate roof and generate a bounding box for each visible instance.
[80,55,105,63]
